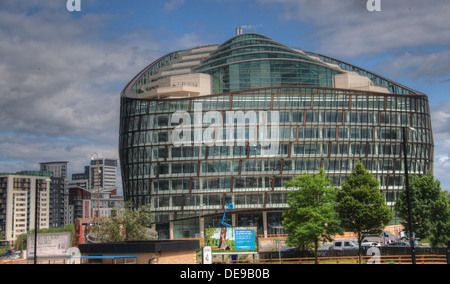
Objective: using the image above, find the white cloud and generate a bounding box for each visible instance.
[429,101,450,189]
[431,102,450,148]
[257,0,450,58]
[0,2,165,187]
[0,10,156,137]
[162,0,185,12]
[377,50,450,81]
[0,1,210,194]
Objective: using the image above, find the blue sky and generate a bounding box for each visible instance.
[1,0,450,192]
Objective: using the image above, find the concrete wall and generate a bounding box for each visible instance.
[335,73,390,94]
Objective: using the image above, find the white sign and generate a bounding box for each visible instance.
[202,246,213,264]
[27,232,71,259]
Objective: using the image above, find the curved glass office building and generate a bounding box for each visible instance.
[119,33,433,239]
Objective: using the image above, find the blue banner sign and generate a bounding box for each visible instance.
[235,229,256,251]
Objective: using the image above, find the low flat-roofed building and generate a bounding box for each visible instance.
[78,239,200,264]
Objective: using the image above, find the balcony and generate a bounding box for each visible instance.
[138,73,211,99]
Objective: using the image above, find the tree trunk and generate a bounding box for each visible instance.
[314,240,319,265]
[358,233,363,264]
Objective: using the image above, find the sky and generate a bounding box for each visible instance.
[1,0,450,192]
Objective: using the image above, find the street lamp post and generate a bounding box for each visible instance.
[402,126,416,265]
[91,153,101,231]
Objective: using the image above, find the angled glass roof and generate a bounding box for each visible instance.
[122,33,426,98]
[194,33,327,72]
[193,33,342,94]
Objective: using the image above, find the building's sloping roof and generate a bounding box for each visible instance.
[122,33,426,98]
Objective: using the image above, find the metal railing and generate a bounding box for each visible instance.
[214,254,448,265]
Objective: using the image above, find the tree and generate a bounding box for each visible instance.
[91,201,157,242]
[429,195,450,248]
[282,169,342,264]
[395,172,450,248]
[336,162,392,263]
[0,233,7,256]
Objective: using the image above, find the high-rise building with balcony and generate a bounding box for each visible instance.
[119,32,433,239]
[40,161,69,229]
[39,161,68,179]
[89,158,118,192]
[0,171,51,243]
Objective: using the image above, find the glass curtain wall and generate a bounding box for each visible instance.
[119,86,433,236]
[120,33,433,239]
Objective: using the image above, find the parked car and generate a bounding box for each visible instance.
[399,231,423,243]
[318,245,332,252]
[1,251,21,260]
[279,247,297,257]
[363,231,398,243]
[386,241,411,247]
[361,242,381,248]
[2,250,13,257]
[386,240,428,248]
[329,240,359,251]
[317,245,332,257]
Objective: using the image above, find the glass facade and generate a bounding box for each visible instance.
[119,33,434,239]
[194,33,339,93]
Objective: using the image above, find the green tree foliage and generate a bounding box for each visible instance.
[92,201,157,242]
[336,162,392,262]
[282,169,341,264]
[395,172,450,248]
[0,233,8,256]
